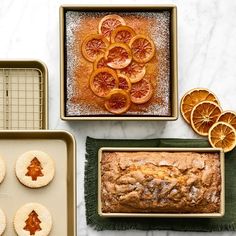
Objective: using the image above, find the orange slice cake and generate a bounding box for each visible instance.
[98,14,126,40]
[111,25,136,44]
[190,101,222,136]
[217,110,236,130]
[90,68,118,97]
[118,61,146,83]
[81,34,109,62]
[105,43,132,69]
[129,35,155,63]
[209,121,236,153]
[181,88,220,124]
[105,89,131,114]
[130,78,153,104]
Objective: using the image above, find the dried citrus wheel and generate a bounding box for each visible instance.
[93,54,107,70]
[117,73,131,92]
[81,34,109,62]
[217,110,236,130]
[209,121,236,153]
[129,35,155,63]
[105,89,131,114]
[130,78,153,104]
[190,101,222,136]
[181,88,220,124]
[118,61,146,83]
[105,43,132,69]
[98,14,126,40]
[111,25,136,44]
[90,68,118,97]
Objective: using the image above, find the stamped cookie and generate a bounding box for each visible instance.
[0,208,6,235]
[14,203,52,236]
[15,150,55,188]
[0,156,6,184]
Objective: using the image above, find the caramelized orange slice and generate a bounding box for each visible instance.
[129,35,155,63]
[181,88,220,124]
[209,121,236,152]
[105,43,132,69]
[130,78,153,104]
[90,68,118,97]
[105,89,131,114]
[111,25,136,44]
[93,54,108,70]
[117,73,131,92]
[81,34,109,62]
[98,14,126,40]
[217,110,236,130]
[190,101,222,136]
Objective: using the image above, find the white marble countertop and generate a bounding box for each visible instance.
[0,0,236,235]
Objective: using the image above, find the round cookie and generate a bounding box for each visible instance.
[15,150,55,188]
[14,203,52,236]
[0,156,6,184]
[0,208,6,235]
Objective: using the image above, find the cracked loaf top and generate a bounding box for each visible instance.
[101,151,221,213]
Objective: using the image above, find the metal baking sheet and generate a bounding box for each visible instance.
[98,147,225,218]
[60,5,178,120]
[0,60,48,129]
[0,130,76,235]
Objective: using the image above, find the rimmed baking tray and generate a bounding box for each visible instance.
[0,60,48,129]
[0,130,76,235]
[98,147,225,218]
[60,5,178,120]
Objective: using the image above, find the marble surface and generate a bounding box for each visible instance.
[0,0,236,235]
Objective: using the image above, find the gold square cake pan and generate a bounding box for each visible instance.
[98,147,225,218]
[0,60,48,129]
[60,5,178,121]
[0,130,76,236]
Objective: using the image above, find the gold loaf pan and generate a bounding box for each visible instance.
[0,130,76,235]
[0,60,48,129]
[98,147,225,218]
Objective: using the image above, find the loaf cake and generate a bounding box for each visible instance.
[101,151,221,213]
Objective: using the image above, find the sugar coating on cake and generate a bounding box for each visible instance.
[101,151,221,213]
[65,10,171,116]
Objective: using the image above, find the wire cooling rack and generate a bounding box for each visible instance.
[0,68,44,129]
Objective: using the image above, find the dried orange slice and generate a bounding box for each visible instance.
[129,35,155,63]
[81,34,109,62]
[105,89,131,114]
[118,61,146,83]
[105,43,132,69]
[181,88,220,124]
[90,68,118,97]
[209,121,236,152]
[93,54,107,70]
[217,110,236,130]
[111,25,136,44]
[98,14,126,40]
[130,78,153,104]
[117,73,131,92]
[190,101,222,136]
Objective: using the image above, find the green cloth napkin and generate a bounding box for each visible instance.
[85,137,236,231]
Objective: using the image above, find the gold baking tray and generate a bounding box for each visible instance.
[0,130,76,236]
[98,147,225,218]
[60,5,178,121]
[0,60,48,129]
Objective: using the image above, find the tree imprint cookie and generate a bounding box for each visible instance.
[14,203,52,236]
[0,208,6,235]
[0,156,6,184]
[15,151,55,188]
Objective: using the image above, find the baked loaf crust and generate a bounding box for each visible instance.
[101,151,221,213]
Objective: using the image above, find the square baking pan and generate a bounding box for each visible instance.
[98,147,225,218]
[60,5,178,120]
[0,60,48,129]
[0,130,76,235]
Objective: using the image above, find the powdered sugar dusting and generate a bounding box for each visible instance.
[65,10,171,117]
